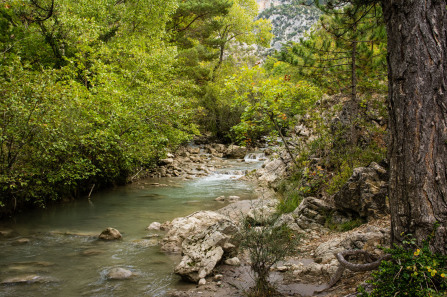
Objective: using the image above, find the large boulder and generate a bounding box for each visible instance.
[161,211,230,253]
[99,227,122,240]
[224,145,247,159]
[333,162,388,220]
[174,219,238,283]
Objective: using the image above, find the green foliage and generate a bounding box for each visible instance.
[364,235,447,297]
[238,210,299,296]
[0,0,199,213]
[278,3,387,96]
[225,66,322,145]
[276,163,326,213]
[325,216,364,232]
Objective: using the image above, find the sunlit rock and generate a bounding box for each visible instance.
[99,227,122,240]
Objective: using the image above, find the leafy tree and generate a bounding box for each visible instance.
[225,65,321,155]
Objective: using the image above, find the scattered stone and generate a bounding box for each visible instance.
[131,238,159,247]
[0,229,17,238]
[276,266,288,272]
[224,257,241,266]
[12,238,30,245]
[147,222,161,230]
[81,249,103,256]
[227,196,240,202]
[106,267,133,280]
[99,227,122,240]
[159,158,174,165]
[1,275,58,284]
[213,274,223,281]
[215,196,225,202]
[198,278,206,286]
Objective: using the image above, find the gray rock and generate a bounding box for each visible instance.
[12,238,30,245]
[161,211,231,253]
[99,227,122,240]
[147,222,161,230]
[1,275,58,284]
[215,196,225,202]
[159,158,174,165]
[174,219,238,282]
[333,162,389,219]
[106,268,133,280]
[224,145,246,159]
[224,257,241,266]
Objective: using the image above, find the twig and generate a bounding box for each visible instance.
[88,184,95,199]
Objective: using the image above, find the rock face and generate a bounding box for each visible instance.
[174,219,238,282]
[333,162,389,220]
[161,211,231,253]
[99,227,122,240]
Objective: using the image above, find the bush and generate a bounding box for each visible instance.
[364,235,447,297]
[237,211,299,296]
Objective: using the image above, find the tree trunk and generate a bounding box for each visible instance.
[382,0,447,254]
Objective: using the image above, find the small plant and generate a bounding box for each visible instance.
[237,211,299,296]
[364,234,447,297]
[325,216,365,232]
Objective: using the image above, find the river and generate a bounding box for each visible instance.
[0,154,265,297]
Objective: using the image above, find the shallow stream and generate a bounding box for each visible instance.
[0,156,263,297]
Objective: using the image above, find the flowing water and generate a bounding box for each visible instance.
[0,157,263,297]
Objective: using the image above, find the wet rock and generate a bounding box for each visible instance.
[174,219,238,282]
[1,275,58,284]
[227,196,240,202]
[12,238,30,245]
[333,162,389,220]
[161,211,231,253]
[215,196,225,202]
[81,249,104,256]
[99,227,122,240]
[224,257,241,266]
[147,222,161,230]
[131,238,159,247]
[106,267,134,280]
[0,229,17,238]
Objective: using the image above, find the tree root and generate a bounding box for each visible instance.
[317,250,391,292]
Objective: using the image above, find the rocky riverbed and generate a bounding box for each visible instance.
[142,141,392,297]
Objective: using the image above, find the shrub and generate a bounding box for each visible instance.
[364,235,447,297]
[237,211,299,296]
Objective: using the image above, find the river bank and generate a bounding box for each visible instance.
[160,140,391,297]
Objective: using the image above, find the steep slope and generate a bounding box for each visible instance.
[257,0,321,49]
